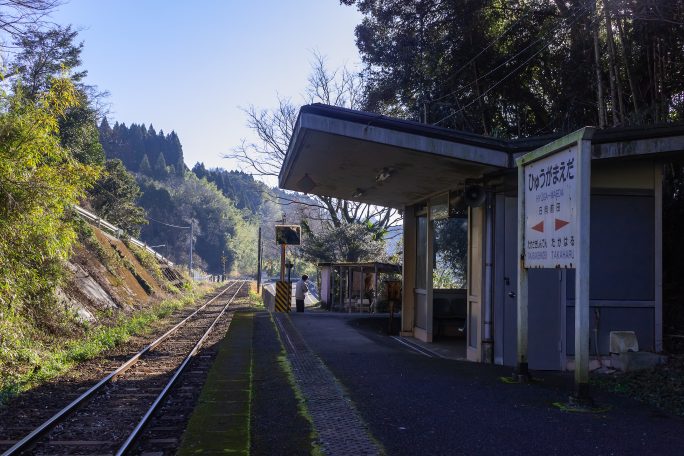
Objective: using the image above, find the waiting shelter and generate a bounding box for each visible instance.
[318,262,401,313]
[280,103,682,370]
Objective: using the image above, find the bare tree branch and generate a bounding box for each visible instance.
[226,51,403,252]
[0,1,61,49]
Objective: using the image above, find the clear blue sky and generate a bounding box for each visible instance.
[51,0,362,172]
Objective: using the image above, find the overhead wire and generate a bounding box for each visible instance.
[432,2,594,126]
[147,216,190,229]
[429,6,533,104]
[89,174,192,231]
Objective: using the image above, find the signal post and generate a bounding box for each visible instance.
[274,225,301,312]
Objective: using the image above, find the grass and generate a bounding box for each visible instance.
[0,285,211,406]
[591,355,684,417]
[247,289,265,309]
[177,312,253,455]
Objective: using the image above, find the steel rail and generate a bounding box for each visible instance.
[1,282,239,456]
[116,280,246,455]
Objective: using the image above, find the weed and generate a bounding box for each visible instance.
[247,290,264,309]
[0,287,206,406]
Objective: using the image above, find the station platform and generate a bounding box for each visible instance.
[179,310,684,455]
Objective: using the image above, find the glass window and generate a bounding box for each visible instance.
[430,194,449,220]
[433,217,468,289]
[416,215,428,289]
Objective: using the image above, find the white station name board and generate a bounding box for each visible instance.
[524,145,578,268]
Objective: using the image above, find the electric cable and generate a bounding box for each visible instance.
[429,6,533,104]
[147,216,190,230]
[433,3,595,126]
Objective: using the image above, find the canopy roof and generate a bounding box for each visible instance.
[280,104,684,208]
[318,262,401,274]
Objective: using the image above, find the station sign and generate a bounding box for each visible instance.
[523,145,578,268]
[275,225,301,245]
[517,127,593,402]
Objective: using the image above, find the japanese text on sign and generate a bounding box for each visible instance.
[524,146,578,268]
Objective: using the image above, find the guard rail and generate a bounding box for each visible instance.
[73,205,174,267]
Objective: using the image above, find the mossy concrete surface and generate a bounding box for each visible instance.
[177,312,254,455]
[250,312,314,455]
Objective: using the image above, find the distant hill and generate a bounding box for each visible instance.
[97,120,265,275]
[98,118,186,178]
[191,163,267,213]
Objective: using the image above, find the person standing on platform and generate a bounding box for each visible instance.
[295,274,309,312]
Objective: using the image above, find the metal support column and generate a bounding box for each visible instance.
[516,164,529,379]
[257,227,262,292]
[573,138,592,402]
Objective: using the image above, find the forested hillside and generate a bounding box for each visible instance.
[0,2,211,401]
[98,121,276,276]
[99,119,186,178]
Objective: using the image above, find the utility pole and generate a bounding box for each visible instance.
[189,221,194,279]
[257,227,262,292]
[221,250,227,280]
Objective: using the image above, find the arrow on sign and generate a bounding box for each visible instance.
[531,221,544,233]
[555,218,570,231]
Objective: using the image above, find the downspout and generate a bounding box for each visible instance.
[482,192,494,363]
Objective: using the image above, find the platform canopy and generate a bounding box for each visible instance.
[317,261,401,274]
[280,104,684,209]
[280,104,524,208]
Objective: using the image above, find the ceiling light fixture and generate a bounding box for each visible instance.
[296,173,317,193]
[375,167,394,184]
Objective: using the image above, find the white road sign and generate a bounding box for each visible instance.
[523,145,578,268]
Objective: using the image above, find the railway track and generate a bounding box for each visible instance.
[0,280,249,455]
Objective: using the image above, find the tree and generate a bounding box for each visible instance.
[171,175,256,275]
[9,24,107,171]
[139,154,152,175]
[227,52,401,234]
[10,25,87,100]
[342,0,684,134]
[433,217,468,287]
[154,152,168,179]
[58,90,105,166]
[0,77,100,309]
[0,1,60,48]
[99,122,188,177]
[300,222,386,263]
[192,164,270,213]
[89,159,147,236]
[175,155,186,177]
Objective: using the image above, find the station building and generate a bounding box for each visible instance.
[279,103,681,370]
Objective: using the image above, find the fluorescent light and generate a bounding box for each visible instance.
[296,174,316,193]
[375,167,394,183]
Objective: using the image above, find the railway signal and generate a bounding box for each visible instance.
[274,225,301,312]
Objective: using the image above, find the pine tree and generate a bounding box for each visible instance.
[176,155,186,177]
[139,154,152,175]
[154,152,168,179]
[99,117,112,137]
[192,162,207,179]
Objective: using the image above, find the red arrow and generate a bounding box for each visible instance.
[531,221,544,233]
[555,218,570,231]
